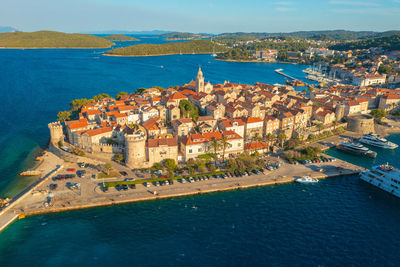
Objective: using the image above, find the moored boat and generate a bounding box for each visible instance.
[359,163,400,198]
[359,133,398,149]
[336,142,377,158]
[295,176,319,183]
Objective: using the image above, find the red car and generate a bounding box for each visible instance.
[67,168,76,172]
[161,175,169,178]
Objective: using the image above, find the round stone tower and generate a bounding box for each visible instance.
[48,122,64,144]
[347,114,375,134]
[125,125,147,168]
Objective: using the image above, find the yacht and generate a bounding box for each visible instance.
[360,164,400,198]
[295,176,319,184]
[359,134,398,149]
[337,142,377,158]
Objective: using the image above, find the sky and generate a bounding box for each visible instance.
[1,0,399,33]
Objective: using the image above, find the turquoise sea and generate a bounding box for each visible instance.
[0,36,400,266]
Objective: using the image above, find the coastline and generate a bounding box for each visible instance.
[103,52,223,57]
[0,145,364,232]
[214,58,302,65]
[0,46,113,49]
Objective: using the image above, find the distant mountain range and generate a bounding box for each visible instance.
[83,30,172,35]
[0,26,17,33]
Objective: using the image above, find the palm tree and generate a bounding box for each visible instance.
[253,133,260,153]
[221,136,230,161]
[210,138,221,159]
[332,120,338,130]
[277,132,286,148]
[316,123,323,135]
[266,133,276,151]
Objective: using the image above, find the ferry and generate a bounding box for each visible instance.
[360,164,400,198]
[295,176,319,184]
[358,134,398,149]
[336,142,377,158]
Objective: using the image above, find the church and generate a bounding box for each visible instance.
[194,66,213,94]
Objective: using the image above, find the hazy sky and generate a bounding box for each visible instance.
[1,0,400,33]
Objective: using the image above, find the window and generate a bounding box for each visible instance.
[198,148,202,152]
[189,149,192,154]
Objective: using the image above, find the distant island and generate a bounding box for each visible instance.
[104,39,228,56]
[158,32,212,40]
[102,34,139,42]
[0,31,114,48]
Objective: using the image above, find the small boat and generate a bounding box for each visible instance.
[295,176,319,183]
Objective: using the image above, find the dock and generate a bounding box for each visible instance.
[274,69,297,80]
[0,150,365,233]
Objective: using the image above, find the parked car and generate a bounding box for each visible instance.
[129,184,136,189]
[120,171,128,176]
[67,168,76,172]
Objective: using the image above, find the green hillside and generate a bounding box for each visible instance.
[105,39,228,56]
[0,31,114,48]
[103,34,139,41]
[329,34,400,51]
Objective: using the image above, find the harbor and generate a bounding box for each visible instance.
[0,146,365,232]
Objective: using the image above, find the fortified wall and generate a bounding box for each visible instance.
[346,114,375,134]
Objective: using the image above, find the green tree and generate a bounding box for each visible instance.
[277,132,287,148]
[370,109,386,121]
[164,158,177,172]
[136,88,147,94]
[332,120,338,130]
[113,153,124,163]
[221,136,230,161]
[57,111,71,122]
[116,92,128,100]
[316,123,324,135]
[210,138,221,158]
[104,163,113,175]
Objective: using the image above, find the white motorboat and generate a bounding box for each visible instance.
[295,176,319,183]
[359,133,398,149]
[360,163,400,198]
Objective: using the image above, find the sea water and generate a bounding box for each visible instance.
[1,37,399,266]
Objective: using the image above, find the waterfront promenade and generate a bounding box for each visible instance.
[0,149,365,232]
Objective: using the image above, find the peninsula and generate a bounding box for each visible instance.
[0,31,114,48]
[104,39,228,56]
[2,62,400,232]
[102,34,139,42]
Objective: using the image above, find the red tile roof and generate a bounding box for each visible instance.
[84,127,112,137]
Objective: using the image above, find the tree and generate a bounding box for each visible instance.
[316,123,324,135]
[57,111,71,122]
[104,163,113,175]
[210,138,221,158]
[266,133,276,151]
[164,158,177,172]
[332,120,338,130]
[179,99,199,121]
[370,109,386,121]
[277,50,288,61]
[116,92,128,100]
[113,153,124,163]
[136,88,147,94]
[92,93,110,102]
[207,162,216,172]
[221,136,230,161]
[277,132,287,148]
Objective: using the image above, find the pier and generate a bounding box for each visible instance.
[274,69,297,80]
